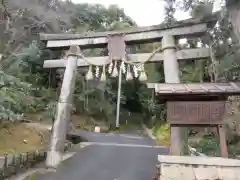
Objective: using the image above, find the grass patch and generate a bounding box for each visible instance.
[0,122,50,155]
[152,123,170,146]
[24,171,49,180]
[26,172,41,180]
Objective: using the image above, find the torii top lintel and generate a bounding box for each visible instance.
[39,15,218,49]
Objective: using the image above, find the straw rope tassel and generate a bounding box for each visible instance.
[126,64,133,81]
[133,65,138,78]
[139,64,147,81]
[100,65,106,82]
[95,66,100,78]
[86,65,93,80]
[112,61,118,77]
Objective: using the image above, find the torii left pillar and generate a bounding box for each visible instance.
[46,46,80,168]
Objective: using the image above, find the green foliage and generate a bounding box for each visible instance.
[153,123,170,145]
[0,40,56,122]
[6,41,55,85]
[228,141,240,158]
[163,0,177,25]
[190,136,240,157]
[189,136,220,156]
[67,3,135,32]
[0,71,35,120]
[180,61,205,82]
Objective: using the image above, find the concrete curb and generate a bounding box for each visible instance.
[9,168,56,180]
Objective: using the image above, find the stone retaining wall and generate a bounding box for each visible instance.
[0,149,47,179]
[158,155,240,180]
[0,141,74,179]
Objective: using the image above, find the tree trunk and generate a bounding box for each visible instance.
[227,0,240,44]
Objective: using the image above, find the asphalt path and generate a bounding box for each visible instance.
[37,130,168,180]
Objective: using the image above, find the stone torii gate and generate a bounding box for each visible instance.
[40,16,216,168]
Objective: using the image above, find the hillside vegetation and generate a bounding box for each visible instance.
[1,0,240,156]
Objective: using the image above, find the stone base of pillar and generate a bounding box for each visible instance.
[46,150,63,168]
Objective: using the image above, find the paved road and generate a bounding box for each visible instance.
[37,131,168,180]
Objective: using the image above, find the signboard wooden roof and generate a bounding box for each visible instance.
[147,82,240,96]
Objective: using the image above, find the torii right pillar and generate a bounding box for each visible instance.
[162,35,185,155]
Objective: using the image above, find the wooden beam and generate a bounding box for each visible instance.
[44,23,208,48]
[43,48,210,68]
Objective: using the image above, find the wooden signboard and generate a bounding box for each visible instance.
[167,101,226,125]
